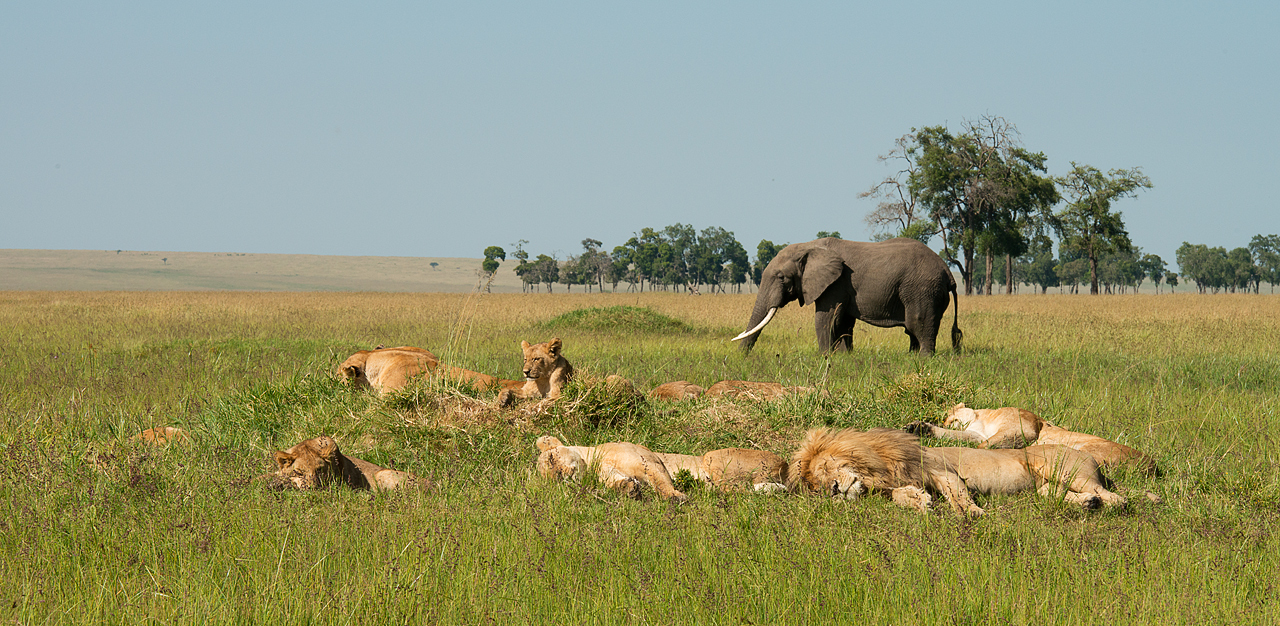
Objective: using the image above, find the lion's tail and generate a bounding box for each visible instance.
[949,275,963,354]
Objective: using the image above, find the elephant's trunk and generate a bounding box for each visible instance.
[732,307,777,342]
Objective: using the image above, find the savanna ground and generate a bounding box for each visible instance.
[1,290,1277,624]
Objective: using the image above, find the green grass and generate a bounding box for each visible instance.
[1,291,1278,624]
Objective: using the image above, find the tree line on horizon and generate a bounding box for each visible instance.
[478,115,1279,295]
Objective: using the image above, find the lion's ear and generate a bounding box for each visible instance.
[521,340,532,350]
[313,437,339,459]
[548,338,562,355]
[274,451,295,470]
[344,365,361,378]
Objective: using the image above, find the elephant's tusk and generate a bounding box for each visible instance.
[732,307,777,341]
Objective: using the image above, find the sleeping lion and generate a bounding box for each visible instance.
[786,427,1126,516]
[535,436,687,502]
[338,338,572,401]
[904,403,1156,473]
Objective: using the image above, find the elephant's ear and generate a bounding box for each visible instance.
[800,248,845,306]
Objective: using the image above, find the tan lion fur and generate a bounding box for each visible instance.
[134,426,187,444]
[497,338,575,404]
[906,403,1156,473]
[654,448,786,491]
[649,381,706,401]
[535,436,686,501]
[788,427,1127,516]
[338,346,441,393]
[705,380,816,400]
[267,436,427,492]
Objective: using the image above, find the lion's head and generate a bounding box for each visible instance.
[787,428,925,498]
[943,403,977,429]
[536,445,586,482]
[272,436,344,489]
[520,338,566,380]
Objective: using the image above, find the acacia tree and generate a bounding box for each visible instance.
[1140,253,1167,293]
[481,246,506,292]
[861,133,935,243]
[909,116,1055,295]
[1051,163,1151,294]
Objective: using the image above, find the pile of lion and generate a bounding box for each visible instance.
[138,336,1159,517]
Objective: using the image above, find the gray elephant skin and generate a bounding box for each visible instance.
[734,237,962,355]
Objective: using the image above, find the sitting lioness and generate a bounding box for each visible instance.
[787,427,1126,517]
[267,436,427,492]
[905,403,1156,473]
[497,338,574,404]
[535,436,686,501]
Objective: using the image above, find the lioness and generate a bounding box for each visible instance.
[535,436,686,501]
[338,346,440,393]
[497,338,575,404]
[649,381,706,401]
[134,426,187,444]
[268,436,426,492]
[905,403,1156,473]
[787,427,1126,516]
[705,380,816,400]
[655,448,787,492]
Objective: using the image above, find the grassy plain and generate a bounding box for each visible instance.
[1,290,1278,624]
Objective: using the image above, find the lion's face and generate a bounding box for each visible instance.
[803,455,867,500]
[272,436,343,489]
[943,403,977,429]
[337,352,369,387]
[520,338,563,381]
[537,446,585,482]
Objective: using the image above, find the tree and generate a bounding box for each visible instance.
[1140,253,1166,293]
[861,132,937,243]
[533,254,559,293]
[1248,234,1280,293]
[816,230,842,239]
[1019,234,1058,294]
[753,239,787,286]
[910,116,1056,295]
[1164,271,1178,292]
[1051,163,1151,294]
[481,246,506,292]
[429,262,439,271]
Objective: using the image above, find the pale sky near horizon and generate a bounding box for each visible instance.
[3,2,1277,269]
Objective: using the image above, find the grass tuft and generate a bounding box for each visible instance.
[541,305,694,334]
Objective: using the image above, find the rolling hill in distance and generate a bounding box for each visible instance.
[0,249,524,292]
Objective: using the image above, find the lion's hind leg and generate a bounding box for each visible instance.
[1026,446,1127,508]
[925,468,985,517]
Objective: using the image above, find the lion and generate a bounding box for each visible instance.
[655,447,787,492]
[497,338,575,404]
[535,436,686,501]
[705,380,816,400]
[338,346,441,393]
[905,403,1156,473]
[134,426,187,444]
[649,381,706,401]
[787,427,1126,516]
[267,436,428,492]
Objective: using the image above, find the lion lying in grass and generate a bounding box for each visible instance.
[705,380,817,400]
[654,448,787,492]
[904,403,1156,473]
[535,436,687,501]
[266,436,428,492]
[339,338,572,401]
[787,427,1126,516]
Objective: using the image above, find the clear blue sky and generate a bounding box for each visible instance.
[3,2,1277,268]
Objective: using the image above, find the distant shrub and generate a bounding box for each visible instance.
[541,306,693,334]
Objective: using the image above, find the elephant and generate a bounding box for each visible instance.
[733,237,961,355]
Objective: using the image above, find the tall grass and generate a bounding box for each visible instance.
[1,291,1277,624]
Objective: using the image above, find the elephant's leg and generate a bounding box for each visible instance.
[907,330,920,353]
[835,318,854,352]
[813,310,835,353]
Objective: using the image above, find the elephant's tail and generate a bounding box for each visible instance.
[949,277,963,354]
